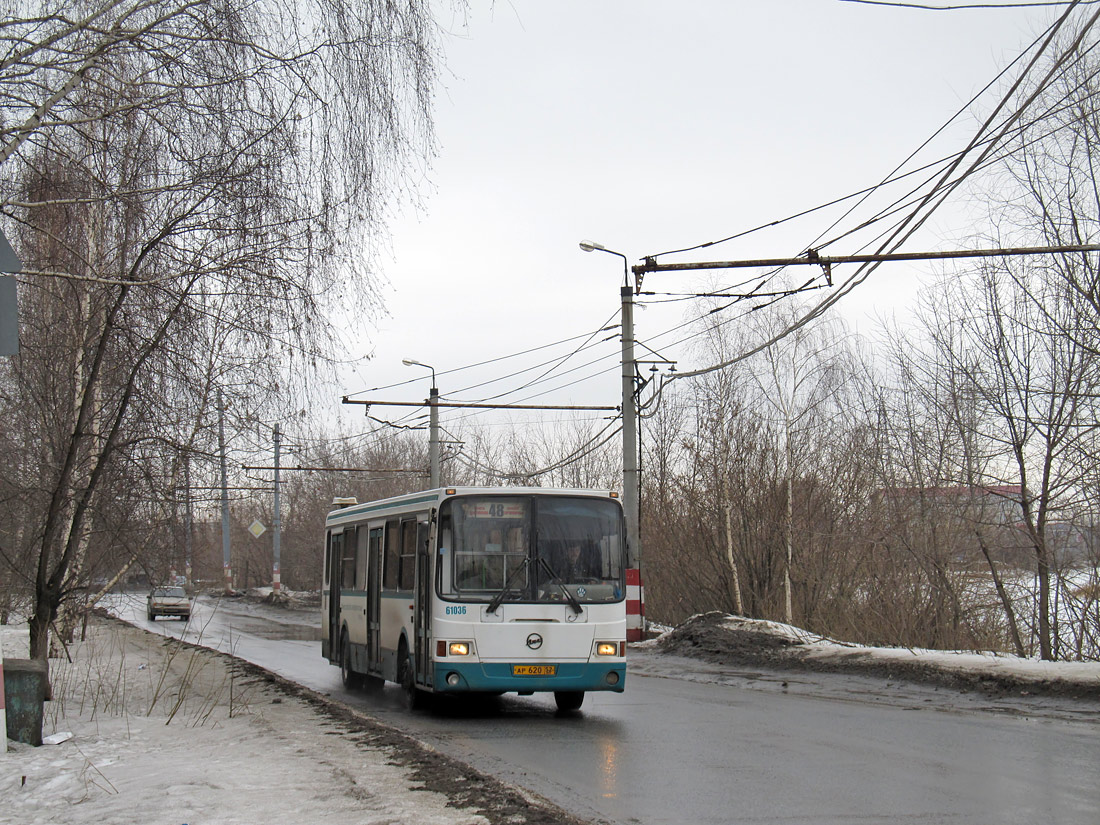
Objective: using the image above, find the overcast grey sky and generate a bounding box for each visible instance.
[337,1,1057,437]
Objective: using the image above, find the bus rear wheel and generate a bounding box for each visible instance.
[554,691,585,711]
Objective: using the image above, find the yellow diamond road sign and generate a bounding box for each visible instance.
[248,519,266,538]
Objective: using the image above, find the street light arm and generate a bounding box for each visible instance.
[402,358,436,386]
[579,239,631,289]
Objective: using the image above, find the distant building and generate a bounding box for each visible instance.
[875,483,1095,568]
[876,483,1024,527]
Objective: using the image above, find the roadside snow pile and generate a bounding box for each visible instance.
[248,586,321,608]
[646,611,1100,700]
[4,616,589,825]
[253,585,298,606]
[2,620,493,825]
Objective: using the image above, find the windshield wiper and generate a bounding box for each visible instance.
[486,557,531,615]
[536,557,583,615]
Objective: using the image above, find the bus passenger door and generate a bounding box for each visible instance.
[414,515,433,687]
[367,526,383,672]
[326,530,343,659]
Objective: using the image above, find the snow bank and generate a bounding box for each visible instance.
[646,611,1100,698]
[2,620,489,825]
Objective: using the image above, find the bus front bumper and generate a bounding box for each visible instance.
[432,661,625,694]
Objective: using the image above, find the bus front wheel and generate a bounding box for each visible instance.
[554,691,585,712]
[398,647,430,711]
[340,633,361,690]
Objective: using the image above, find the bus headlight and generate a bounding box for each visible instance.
[448,642,471,656]
[595,642,618,657]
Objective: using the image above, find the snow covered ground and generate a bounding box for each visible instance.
[642,611,1100,701]
[4,599,1100,824]
[0,618,570,825]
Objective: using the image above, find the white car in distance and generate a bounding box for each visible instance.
[147,586,192,621]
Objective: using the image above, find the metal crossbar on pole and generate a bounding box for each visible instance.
[632,242,1100,277]
[241,465,424,473]
[341,398,619,411]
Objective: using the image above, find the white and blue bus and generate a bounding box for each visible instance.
[321,487,627,711]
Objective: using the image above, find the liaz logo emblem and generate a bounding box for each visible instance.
[526,633,543,650]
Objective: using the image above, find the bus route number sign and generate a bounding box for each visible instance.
[468,502,525,519]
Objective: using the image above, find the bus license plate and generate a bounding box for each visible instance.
[512,665,556,676]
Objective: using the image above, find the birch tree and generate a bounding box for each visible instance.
[0,0,449,660]
[745,303,853,624]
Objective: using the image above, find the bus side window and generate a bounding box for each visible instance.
[398,518,417,591]
[338,533,354,590]
[356,526,369,590]
[383,520,400,590]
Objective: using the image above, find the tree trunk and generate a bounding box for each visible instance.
[28,591,54,662]
[719,469,744,615]
[723,499,744,615]
[1036,543,1053,660]
[784,470,793,625]
[977,530,1025,657]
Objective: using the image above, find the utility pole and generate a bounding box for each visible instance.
[402,359,440,487]
[217,388,232,594]
[429,385,440,488]
[620,282,640,574]
[273,423,282,592]
[580,240,645,641]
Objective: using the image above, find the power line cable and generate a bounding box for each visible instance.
[811,35,1100,255]
[839,0,1097,9]
[646,3,1097,397]
[636,85,1087,326]
[345,324,622,397]
[453,419,623,481]
[637,6,1093,381]
[441,309,622,402]
[643,10,1057,263]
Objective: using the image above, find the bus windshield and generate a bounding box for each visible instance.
[438,495,625,604]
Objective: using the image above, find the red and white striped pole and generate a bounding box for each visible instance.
[626,568,645,642]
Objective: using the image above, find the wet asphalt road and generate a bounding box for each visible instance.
[110,594,1100,824]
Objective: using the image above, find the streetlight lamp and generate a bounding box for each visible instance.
[580,240,643,639]
[579,240,630,287]
[402,358,440,488]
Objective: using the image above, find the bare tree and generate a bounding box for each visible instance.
[0,0,449,661]
[744,302,854,624]
[934,23,1100,659]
